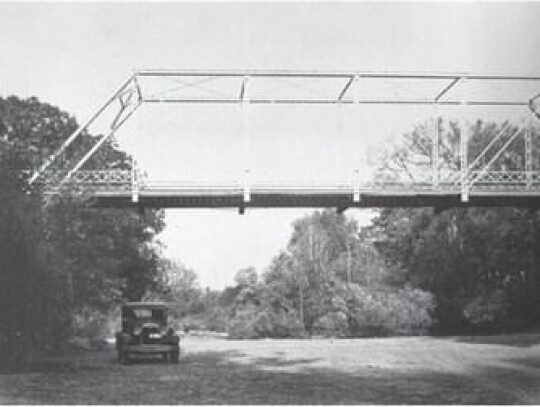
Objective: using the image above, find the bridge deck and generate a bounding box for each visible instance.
[69,185,540,209]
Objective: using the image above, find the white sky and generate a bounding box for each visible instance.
[1,2,540,288]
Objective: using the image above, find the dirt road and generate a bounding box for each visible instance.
[1,334,539,404]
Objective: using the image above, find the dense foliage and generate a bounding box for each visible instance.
[3,94,539,359]
[370,119,540,333]
[186,210,435,339]
[0,96,165,369]
[184,119,540,339]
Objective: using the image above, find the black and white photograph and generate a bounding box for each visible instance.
[1,1,540,404]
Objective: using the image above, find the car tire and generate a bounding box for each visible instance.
[119,351,129,365]
[171,350,179,364]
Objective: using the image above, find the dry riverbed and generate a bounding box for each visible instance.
[1,333,539,404]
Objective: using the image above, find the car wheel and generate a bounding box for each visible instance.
[119,351,129,365]
[171,350,179,364]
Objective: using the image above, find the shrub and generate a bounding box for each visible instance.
[312,311,349,337]
[463,289,509,331]
[269,309,305,338]
[227,306,261,339]
[346,284,435,336]
[73,307,114,340]
[227,306,305,339]
[202,308,230,333]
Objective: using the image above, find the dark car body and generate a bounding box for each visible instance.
[115,302,180,364]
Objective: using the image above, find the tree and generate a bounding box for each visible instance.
[224,208,435,338]
[0,164,70,368]
[371,119,540,333]
[152,258,203,318]
[0,95,167,366]
[234,266,259,287]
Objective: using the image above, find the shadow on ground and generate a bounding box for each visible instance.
[448,332,540,348]
[470,356,540,405]
[0,347,528,404]
[250,356,321,368]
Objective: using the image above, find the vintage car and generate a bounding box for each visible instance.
[115,302,180,364]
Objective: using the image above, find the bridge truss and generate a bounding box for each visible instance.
[28,70,540,211]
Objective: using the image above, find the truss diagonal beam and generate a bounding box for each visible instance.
[466,104,540,189]
[144,76,219,100]
[28,75,135,184]
[466,118,531,189]
[337,76,354,102]
[29,74,137,184]
[62,99,142,184]
[434,77,461,102]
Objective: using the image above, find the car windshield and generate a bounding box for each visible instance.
[132,309,153,319]
[122,307,166,332]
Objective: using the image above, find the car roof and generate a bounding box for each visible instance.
[123,302,169,310]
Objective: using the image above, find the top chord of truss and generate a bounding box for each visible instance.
[132,69,540,107]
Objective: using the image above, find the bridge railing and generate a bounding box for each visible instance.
[30,169,540,195]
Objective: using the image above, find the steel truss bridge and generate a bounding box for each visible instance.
[28,70,540,212]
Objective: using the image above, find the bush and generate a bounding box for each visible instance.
[227,306,305,339]
[269,309,305,338]
[346,284,435,336]
[202,308,230,333]
[73,306,117,341]
[227,306,262,339]
[463,289,509,331]
[312,311,349,337]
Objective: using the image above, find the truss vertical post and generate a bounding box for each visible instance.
[526,124,533,188]
[353,169,361,202]
[353,75,361,202]
[241,76,251,204]
[432,113,440,189]
[460,118,469,202]
[242,169,251,204]
[353,74,360,106]
[131,159,139,203]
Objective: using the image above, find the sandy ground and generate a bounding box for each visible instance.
[0,333,539,404]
